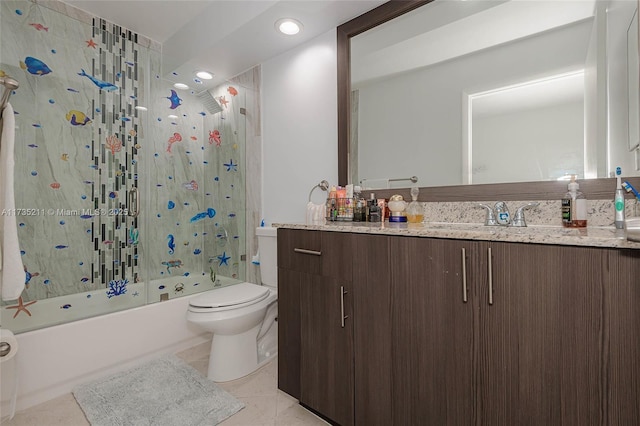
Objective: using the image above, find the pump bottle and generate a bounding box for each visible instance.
[561,175,587,228]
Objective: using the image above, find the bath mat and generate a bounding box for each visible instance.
[73,354,244,426]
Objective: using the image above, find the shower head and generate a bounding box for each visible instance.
[196,90,223,115]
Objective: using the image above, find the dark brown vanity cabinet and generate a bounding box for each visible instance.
[277,228,354,426]
[279,229,639,425]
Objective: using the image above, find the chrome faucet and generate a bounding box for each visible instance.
[511,202,540,227]
[477,203,499,226]
[477,201,517,226]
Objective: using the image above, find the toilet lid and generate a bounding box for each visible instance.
[189,282,270,308]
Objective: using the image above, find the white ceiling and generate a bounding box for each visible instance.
[64,0,387,88]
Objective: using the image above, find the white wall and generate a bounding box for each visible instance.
[262,29,338,224]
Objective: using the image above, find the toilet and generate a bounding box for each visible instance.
[186,226,278,382]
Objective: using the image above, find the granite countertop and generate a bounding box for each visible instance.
[273,221,640,250]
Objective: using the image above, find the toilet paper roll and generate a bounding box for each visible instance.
[0,328,18,363]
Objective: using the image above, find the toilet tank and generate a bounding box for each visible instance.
[256,227,277,286]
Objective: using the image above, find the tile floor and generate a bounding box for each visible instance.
[5,341,328,426]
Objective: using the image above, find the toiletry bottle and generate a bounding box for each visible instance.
[561,175,587,228]
[406,187,423,223]
[353,186,365,222]
[615,174,625,229]
[368,193,380,222]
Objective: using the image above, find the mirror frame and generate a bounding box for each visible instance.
[337,0,640,201]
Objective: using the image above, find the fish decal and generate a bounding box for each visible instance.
[209,130,221,146]
[78,69,118,91]
[190,208,216,223]
[227,86,238,96]
[166,132,182,153]
[50,182,60,189]
[167,234,176,255]
[166,90,182,109]
[60,304,72,309]
[54,245,68,249]
[28,144,38,148]
[29,23,49,32]
[162,259,183,274]
[182,180,198,191]
[66,110,91,126]
[67,88,80,93]
[20,57,52,76]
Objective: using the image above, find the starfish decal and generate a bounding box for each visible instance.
[217,252,231,266]
[218,96,229,108]
[6,296,37,319]
[223,159,237,172]
[86,39,97,48]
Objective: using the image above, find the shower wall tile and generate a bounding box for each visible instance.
[1,0,251,330]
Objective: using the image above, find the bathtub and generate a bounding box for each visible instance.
[8,275,241,411]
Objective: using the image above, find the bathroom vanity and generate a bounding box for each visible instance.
[276,223,640,426]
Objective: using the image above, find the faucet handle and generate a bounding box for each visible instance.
[512,202,540,227]
[477,203,498,226]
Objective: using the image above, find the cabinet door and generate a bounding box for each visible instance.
[353,234,392,425]
[478,242,603,426]
[606,248,640,425]
[390,237,476,426]
[300,274,354,426]
[278,268,302,399]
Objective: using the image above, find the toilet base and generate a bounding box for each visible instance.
[207,315,278,382]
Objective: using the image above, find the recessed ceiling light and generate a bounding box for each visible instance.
[168,114,178,119]
[196,71,213,80]
[134,106,148,111]
[173,83,189,90]
[276,18,303,35]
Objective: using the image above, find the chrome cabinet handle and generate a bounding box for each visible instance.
[294,248,322,256]
[340,286,348,328]
[461,248,468,303]
[128,186,139,218]
[488,247,493,305]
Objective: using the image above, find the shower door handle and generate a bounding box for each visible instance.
[128,186,140,218]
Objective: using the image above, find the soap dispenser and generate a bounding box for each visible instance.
[562,175,587,228]
[406,187,423,223]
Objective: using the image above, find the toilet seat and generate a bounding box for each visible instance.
[188,283,270,312]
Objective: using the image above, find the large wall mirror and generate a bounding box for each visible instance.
[337,0,640,200]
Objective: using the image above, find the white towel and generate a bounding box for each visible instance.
[0,103,26,301]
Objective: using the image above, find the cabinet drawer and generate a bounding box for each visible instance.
[278,229,322,274]
[277,229,353,280]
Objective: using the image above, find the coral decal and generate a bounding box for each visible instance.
[106,135,123,155]
[106,279,129,298]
